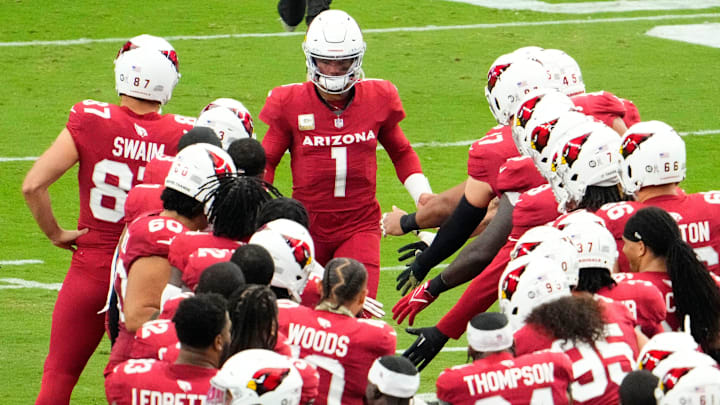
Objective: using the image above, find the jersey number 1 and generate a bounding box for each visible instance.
[331,147,347,197]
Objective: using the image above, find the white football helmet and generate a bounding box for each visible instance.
[561,221,618,272]
[115,34,178,71]
[197,98,255,149]
[498,254,571,331]
[551,121,622,212]
[512,89,576,156]
[551,209,607,231]
[637,331,700,372]
[164,143,237,208]
[208,349,302,405]
[533,237,580,287]
[486,59,551,126]
[249,219,315,303]
[539,49,585,96]
[619,120,686,196]
[303,10,366,94]
[651,350,718,378]
[510,225,564,261]
[115,47,179,105]
[658,365,720,405]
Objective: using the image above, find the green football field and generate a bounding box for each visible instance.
[2,0,720,403]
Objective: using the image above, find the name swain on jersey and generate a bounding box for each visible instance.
[112,137,167,162]
[302,130,376,147]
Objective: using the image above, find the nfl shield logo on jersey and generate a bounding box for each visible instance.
[334,117,344,129]
[298,114,315,131]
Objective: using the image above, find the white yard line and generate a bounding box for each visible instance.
[3,129,719,162]
[0,259,44,265]
[0,278,61,290]
[445,0,720,14]
[1,13,719,47]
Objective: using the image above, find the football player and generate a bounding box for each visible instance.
[620,206,720,360]
[107,144,236,375]
[365,356,424,405]
[277,258,396,405]
[260,9,432,298]
[22,36,193,405]
[105,293,230,405]
[436,312,574,405]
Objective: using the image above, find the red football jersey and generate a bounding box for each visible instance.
[597,278,666,337]
[571,91,626,129]
[143,155,174,184]
[277,300,396,405]
[620,98,641,127]
[514,298,636,405]
[67,100,193,249]
[613,272,677,331]
[495,156,547,196]
[123,184,164,225]
[181,248,236,291]
[131,319,178,361]
[594,201,644,273]
[260,80,422,215]
[158,293,191,321]
[436,351,574,405]
[105,358,216,405]
[509,185,561,242]
[467,125,521,197]
[168,231,243,274]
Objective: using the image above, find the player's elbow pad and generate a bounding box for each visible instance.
[404,173,432,206]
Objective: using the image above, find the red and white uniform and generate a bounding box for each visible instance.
[181,248,236,291]
[168,231,243,274]
[124,184,164,225]
[105,358,216,405]
[514,298,637,405]
[495,156,547,197]
[260,80,424,297]
[597,277,666,337]
[130,319,179,361]
[613,272,676,332]
[277,300,396,405]
[436,185,561,339]
[594,200,644,273]
[108,213,189,375]
[36,100,192,405]
[436,351,574,405]
[142,154,175,185]
[571,91,639,129]
[467,125,520,197]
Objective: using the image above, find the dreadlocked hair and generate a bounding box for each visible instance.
[202,175,282,240]
[525,295,606,345]
[161,188,204,219]
[626,206,720,353]
[222,284,278,366]
[576,267,616,294]
[578,185,624,212]
[320,258,367,311]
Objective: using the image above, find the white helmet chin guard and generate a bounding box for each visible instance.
[208,349,302,405]
[197,98,255,149]
[498,254,571,331]
[115,47,179,105]
[620,120,686,196]
[303,10,366,94]
[249,219,315,303]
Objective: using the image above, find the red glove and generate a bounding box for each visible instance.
[392,281,437,326]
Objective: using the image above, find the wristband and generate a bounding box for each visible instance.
[427,274,449,297]
[400,213,419,234]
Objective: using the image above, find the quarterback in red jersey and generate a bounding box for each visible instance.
[437,313,573,405]
[22,36,193,405]
[260,10,431,297]
[278,258,396,405]
[106,294,230,405]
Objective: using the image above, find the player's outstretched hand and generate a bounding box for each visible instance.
[392,281,437,326]
[397,240,429,262]
[381,205,408,237]
[403,326,449,371]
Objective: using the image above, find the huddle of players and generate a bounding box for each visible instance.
[377,46,720,403]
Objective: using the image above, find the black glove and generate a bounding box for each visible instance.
[403,326,449,371]
[396,258,430,296]
[397,240,429,262]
